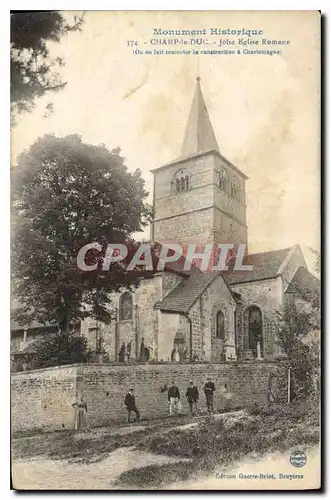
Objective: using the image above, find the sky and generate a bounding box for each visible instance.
[11,11,320,271]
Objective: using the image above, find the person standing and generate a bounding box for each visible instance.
[72,395,88,431]
[168,381,181,416]
[171,346,180,363]
[220,383,233,411]
[186,381,199,416]
[204,377,216,413]
[124,388,140,423]
[119,342,126,362]
[127,340,132,362]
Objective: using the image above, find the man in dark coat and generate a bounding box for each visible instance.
[186,381,199,416]
[124,389,140,422]
[168,381,181,416]
[204,378,216,413]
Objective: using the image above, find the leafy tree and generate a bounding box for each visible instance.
[276,286,320,401]
[11,11,84,115]
[34,332,91,368]
[310,247,321,276]
[12,134,153,334]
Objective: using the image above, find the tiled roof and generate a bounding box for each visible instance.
[11,318,47,332]
[223,247,291,285]
[155,273,217,313]
[164,256,202,276]
[285,267,320,298]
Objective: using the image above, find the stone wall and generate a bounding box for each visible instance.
[187,275,237,362]
[11,365,78,433]
[11,361,287,433]
[158,312,190,362]
[152,151,248,248]
[153,207,214,247]
[213,155,247,226]
[231,276,283,358]
[82,275,163,362]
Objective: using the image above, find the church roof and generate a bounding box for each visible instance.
[223,247,292,285]
[155,272,217,313]
[285,266,320,298]
[180,77,220,158]
[163,255,202,277]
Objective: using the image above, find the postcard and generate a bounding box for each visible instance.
[11,10,321,490]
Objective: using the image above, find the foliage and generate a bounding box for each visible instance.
[310,247,320,276]
[11,11,84,115]
[34,332,91,368]
[12,401,319,488]
[12,134,153,334]
[276,294,320,401]
[118,402,319,488]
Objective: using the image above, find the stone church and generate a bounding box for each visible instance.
[11,77,319,367]
[80,77,317,364]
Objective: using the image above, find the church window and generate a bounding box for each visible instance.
[185,175,190,191]
[231,177,238,200]
[119,292,133,321]
[244,306,263,358]
[219,169,228,193]
[88,326,100,351]
[216,310,225,340]
[173,170,190,193]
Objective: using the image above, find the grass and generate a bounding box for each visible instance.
[11,414,193,463]
[115,398,320,488]
[12,398,320,489]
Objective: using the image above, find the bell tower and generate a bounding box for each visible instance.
[151,77,248,251]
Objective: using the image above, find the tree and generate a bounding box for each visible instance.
[34,332,92,368]
[12,134,153,334]
[11,11,84,115]
[276,288,320,401]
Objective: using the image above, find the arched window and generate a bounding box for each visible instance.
[219,169,228,193]
[231,177,238,199]
[185,175,190,191]
[119,292,133,321]
[216,310,225,340]
[245,306,263,358]
[176,178,181,193]
[173,170,190,194]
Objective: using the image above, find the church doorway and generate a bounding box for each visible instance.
[172,331,188,362]
[245,306,263,358]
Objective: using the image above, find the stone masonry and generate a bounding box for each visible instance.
[11,361,287,433]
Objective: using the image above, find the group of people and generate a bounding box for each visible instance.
[124,378,223,423]
[167,378,216,417]
[118,338,153,363]
[73,379,229,429]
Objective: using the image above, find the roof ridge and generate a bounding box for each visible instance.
[154,277,186,309]
[245,246,292,258]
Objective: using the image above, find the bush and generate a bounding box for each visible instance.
[115,462,193,489]
[34,332,92,368]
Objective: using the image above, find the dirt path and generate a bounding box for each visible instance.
[12,444,320,491]
[12,448,191,490]
[169,446,320,490]
[12,412,320,491]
